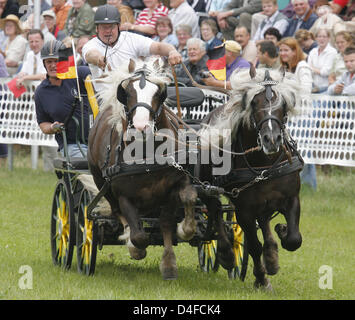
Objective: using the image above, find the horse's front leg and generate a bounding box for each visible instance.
[275,195,302,252]
[118,196,149,250]
[176,181,197,241]
[159,205,178,280]
[258,215,279,275]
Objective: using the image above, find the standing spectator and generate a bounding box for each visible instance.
[214,0,262,40]
[283,0,318,38]
[203,40,249,89]
[107,0,134,24]
[42,10,67,41]
[63,0,95,39]
[234,26,257,66]
[278,37,316,190]
[152,16,178,46]
[0,0,19,19]
[175,24,192,60]
[200,18,223,51]
[176,38,209,86]
[307,28,337,93]
[52,0,72,31]
[0,14,27,76]
[120,0,168,37]
[16,29,46,88]
[295,28,318,55]
[169,0,200,38]
[252,0,289,42]
[0,52,9,168]
[256,40,280,69]
[329,31,353,84]
[327,46,355,95]
[263,26,282,44]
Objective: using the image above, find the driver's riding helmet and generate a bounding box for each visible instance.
[41,40,66,61]
[94,4,121,25]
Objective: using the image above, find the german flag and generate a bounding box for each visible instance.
[56,47,76,79]
[206,44,226,81]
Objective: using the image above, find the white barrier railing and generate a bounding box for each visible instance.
[1,81,354,167]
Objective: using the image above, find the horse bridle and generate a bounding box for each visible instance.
[252,70,287,148]
[118,67,165,127]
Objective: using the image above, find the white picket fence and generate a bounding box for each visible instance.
[0,80,354,168]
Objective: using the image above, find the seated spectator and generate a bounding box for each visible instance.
[208,0,230,15]
[42,10,67,41]
[327,46,355,95]
[214,0,262,40]
[200,18,223,51]
[123,0,145,10]
[234,26,258,66]
[76,34,91,66]
[120,0,168,37]
[0,0,20,19]
[152,16,178,46]
[169,0,200,38]
[263,26,282,44]
[0,14,27,76]
[295,28,318,55]
[309,4,344,46]
[52,0,72,31]
[307,28,337,93]
[203,40,249,89]
[256,40,280,69]
[176,37,209,86]
[283,0,318,38]
[175,23,192,60]
[252,0,289,42]
[16,29,46,88]
[329,31,353,83]
[22,13,56,45]
[330,0,355,21]
[63,0,95,39]
[107,0,134,24]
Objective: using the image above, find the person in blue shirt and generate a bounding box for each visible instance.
[34,40,91,158]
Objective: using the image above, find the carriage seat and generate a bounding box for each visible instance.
[53,157,89,171]
[165,87,205,110]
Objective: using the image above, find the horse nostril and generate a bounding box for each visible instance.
[263,135,270,144]
[276,134,282,144]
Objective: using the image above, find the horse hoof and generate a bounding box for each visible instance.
[131,232,150,249]
[161,268,178,280]
[128,246,147,260]
[217,249,236,270]
[254,278,273,292]
[176,222,195,241]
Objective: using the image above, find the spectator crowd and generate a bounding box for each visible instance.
[1,0,355,183]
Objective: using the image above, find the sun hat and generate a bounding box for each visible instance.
[0,14,23,34]
[42,10,56,20]
[225,40,242,53]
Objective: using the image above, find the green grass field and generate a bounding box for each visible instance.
[0,147,354,300]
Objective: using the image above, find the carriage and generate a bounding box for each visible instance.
[50,59,303,290]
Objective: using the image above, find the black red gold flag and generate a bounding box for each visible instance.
[56,47,76,79]
[206,44,226,81]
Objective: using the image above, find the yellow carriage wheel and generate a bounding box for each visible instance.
[227,211,248,281]
[50,179,75,270]
[76,188,98,276]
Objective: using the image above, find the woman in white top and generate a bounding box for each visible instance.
[278,37,317,190]
[307,28,337,93]
[0,15,27,76]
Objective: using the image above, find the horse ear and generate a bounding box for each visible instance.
[249,63,256,79]
[153,58,160,71]
[159,84,167,104]
[279,66,286,80]
[117,83,127,105]
[128,59,136,73]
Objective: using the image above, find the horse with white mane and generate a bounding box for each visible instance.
[198,67,304,290]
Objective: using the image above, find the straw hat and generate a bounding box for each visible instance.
[225,40,242,54]
[0,14,23,34]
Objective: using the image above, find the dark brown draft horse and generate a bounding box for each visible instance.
[87,58,197,280]
[199,68,304,290]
